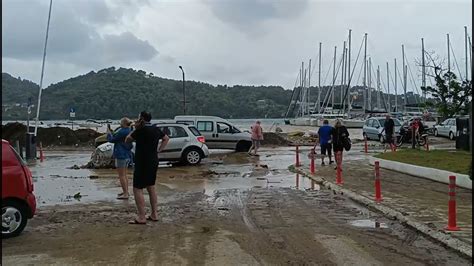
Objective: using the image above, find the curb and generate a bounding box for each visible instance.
[368,156,472,190]
[289,165,472,259]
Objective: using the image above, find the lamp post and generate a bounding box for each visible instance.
[179,66,186,115]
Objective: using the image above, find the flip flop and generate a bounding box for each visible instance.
[129,219,146,225]
[117,195,129,200]
[117,192,124,196]
[146,216,158,222]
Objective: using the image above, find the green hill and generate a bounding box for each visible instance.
[2,67,293,120]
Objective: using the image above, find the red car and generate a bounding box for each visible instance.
[2,139,36,238]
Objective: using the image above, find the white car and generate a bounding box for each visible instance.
[434,118,457,140]
[174,116,253,151]
[93,123,209,166]
[362,117,402,143]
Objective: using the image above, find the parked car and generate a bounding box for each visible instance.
[94,123,209,166]
[174,116,252,151]
[2,139,36,238]
[404,116,436,130]
[434,118,457,140]
[362,117,402,143]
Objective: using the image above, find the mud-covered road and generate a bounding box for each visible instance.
[2,146,471,265]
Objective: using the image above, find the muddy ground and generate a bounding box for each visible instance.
[2,145,470,265]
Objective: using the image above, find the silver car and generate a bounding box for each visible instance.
[363,117,402,143]
[94,123,209,166]
[434,118,457,140]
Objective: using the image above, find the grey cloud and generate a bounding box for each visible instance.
[204,0,309,33]
[2,0,157,65]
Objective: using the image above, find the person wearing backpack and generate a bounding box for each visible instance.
[331,119,350,171]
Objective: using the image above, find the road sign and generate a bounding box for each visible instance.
[70,107,75,118]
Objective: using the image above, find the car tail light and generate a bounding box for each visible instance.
[197,136,205,143]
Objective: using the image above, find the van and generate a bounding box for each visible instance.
[174,116,252,151]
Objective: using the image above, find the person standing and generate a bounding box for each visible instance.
[107,117,133,199]
[248,120,264,156]
[331,119,350,170]
[125,111,169,224]
[317,120,334,165]
[382,114,396,152]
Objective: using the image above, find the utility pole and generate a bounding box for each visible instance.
[179,66,186,115]
[318,42,322,113]
[363,33,368,112]
[386,62,390,112]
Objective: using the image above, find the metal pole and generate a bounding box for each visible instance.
[470,37,473,81]
[465,26,468,80]
[377,65,381,110]
[308,59,312,114]
[363,34,368,113]
[386,62,390,112]
[394,58,398,112]
[332,46,337,109]
[318,42,322,112]
[447,34,451,73]
[368,57,372,111]
[340,42,346,107]
[34,0,53,137]
[402,44,407,112]
[179,66,186,115]
[347,30,352,115]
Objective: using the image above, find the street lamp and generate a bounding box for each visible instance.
[179,66,186,115]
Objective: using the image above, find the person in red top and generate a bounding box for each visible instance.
[248,120,264,156]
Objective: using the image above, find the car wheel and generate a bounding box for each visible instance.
[449,131,454,140]
[236,141,252,152]
[183,148,202,165]
[434,129,438,137]
[2,200,28,238]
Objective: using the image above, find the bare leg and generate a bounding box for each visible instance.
[117,168,129,197]
[248,143,254,154]
[133,188,146,222]
[146,186,158,220]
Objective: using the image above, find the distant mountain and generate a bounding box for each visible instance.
[2,67,293,119]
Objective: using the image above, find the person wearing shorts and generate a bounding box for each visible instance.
[107,117,133,199]
[317,120,334,165]
[248,120,264,156]
[125,111,169,224]
[383,114,395,152]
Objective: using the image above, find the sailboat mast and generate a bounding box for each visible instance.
[394,58,398,112]
[447,34,451,73]
[386,62,390,112]
[421,38,426,102]
[308,59,312,115]
[363,33,368,112]
[347,29,352,115]
[318,42,322,113]
[332,46,337,109]
[377,65,381,110]
[340,42,346,107]
[368,57,372,111]
[402,44,407,113]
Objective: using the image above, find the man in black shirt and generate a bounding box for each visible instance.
[126,111,169,224]
[383,114,395,152]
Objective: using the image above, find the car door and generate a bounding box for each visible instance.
[438,119,449,136]
[369,119,379,139]
[196,120,216,149]
[158,126,189,160]
[214,121,238,149]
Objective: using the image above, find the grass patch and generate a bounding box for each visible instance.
[375,149,472,175]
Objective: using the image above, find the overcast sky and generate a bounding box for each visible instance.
[2,0,472,93]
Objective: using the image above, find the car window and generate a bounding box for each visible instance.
[159,126,188,138]
[188,126,201,136]
[197,121,214,132]
[365,119,371,126]
[378,119,385,127]
[393,119,401,126]
[176,120,194,125]
[216,122,232,133]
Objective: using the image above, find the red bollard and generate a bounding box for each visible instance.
[39,142,44,162]
[295,145,300,167]
[445,176,460,231]
[374,161,383,203]
[336,152,343,185]
[364,136,368,154]
[310,148,315,174]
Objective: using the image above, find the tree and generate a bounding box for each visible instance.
[420,52,472,119]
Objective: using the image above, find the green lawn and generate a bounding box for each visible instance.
[375,149,472,175]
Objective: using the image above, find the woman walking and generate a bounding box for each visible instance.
[248,120,264,156]
[107,117,133,199]
[331,119,350,171]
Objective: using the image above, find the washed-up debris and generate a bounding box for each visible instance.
[68,165,81,170]
[89,175,99,179]
[217,207,229,211]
